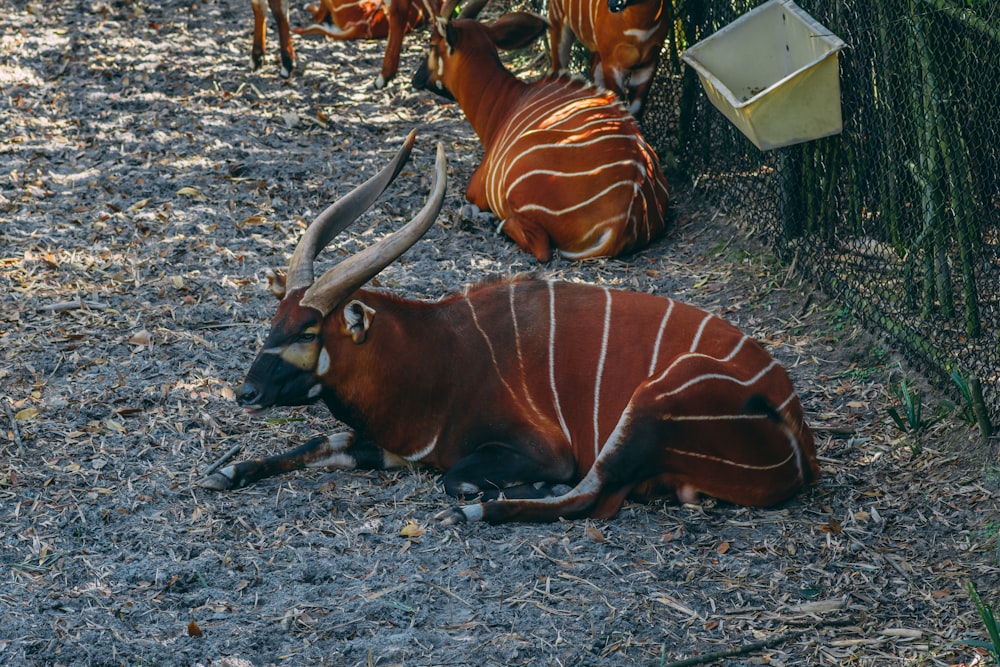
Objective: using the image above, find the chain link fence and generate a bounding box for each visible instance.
[640,0,999,440]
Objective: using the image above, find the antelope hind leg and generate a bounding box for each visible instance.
[437,406,654,524]
[440,442,575,500]
[498,214,553,262]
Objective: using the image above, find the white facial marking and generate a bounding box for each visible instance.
[308,384,323,398]
[317,347,331,376]
[624,24,661,42]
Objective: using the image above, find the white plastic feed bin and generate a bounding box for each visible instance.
[681,0,846,150]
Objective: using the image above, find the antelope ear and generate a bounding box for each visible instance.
[343,300,376,344]
[488,12,548,51]
[266,269,287,299]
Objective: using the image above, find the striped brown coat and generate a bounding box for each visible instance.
[412,10,669,262]
[296,0,426,88]
[249,0,425,87]
[549,0,670,116]
[202,133,819,524]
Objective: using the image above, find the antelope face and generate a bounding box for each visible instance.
[412,25,456,100]
[238,290,328,412]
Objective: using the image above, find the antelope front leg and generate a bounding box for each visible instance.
[267,0,296,78]
[375,0,408,88]
[198,431,392,490]
[251,0,268,71]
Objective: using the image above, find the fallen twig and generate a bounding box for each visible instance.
[2,397,23,457]
[37,298,107,312]
[657,619,851,667]
[201,443,242,477]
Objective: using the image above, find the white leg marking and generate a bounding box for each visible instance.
[310,452,358,469]
[459,504,484,522]
[328,432,353,452]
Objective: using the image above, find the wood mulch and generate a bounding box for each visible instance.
[1,1,997,666]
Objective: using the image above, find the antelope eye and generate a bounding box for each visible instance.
[297,332,317,343]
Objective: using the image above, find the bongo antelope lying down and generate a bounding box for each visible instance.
[201,132,819,524]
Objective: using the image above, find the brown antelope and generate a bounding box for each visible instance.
[411,3,669,262]
[295,0,426,88]
[200,131,819,525]
[549,0,671,116]
[250,0,426,86]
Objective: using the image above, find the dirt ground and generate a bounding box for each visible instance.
[2,1,998,666]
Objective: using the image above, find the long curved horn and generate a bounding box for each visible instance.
[300,142,448,315]
[285,130,417,293]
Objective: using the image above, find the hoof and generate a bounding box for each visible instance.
[197,466,238,491]
[434,506,469,526]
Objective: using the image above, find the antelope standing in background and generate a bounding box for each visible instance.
[250,0,426,86]
[201,131,819,525]
[295,0,427,88]
[411,3,669,262]
[549,0,671,116]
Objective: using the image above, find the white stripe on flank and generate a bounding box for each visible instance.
[665,445,797,472]
[465,295,520,402]
[518,180,636,216]
[593,287,612,458]
[668,413,771,421]
[510,283,545,420]
[648,299,675,375]
[649,333,750,389]
[547,281,572,443]
[722,334,751,362]
[656,359,781,400]
[559,227,615,259]
[405,437,437,462]
[689,313,714,353]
